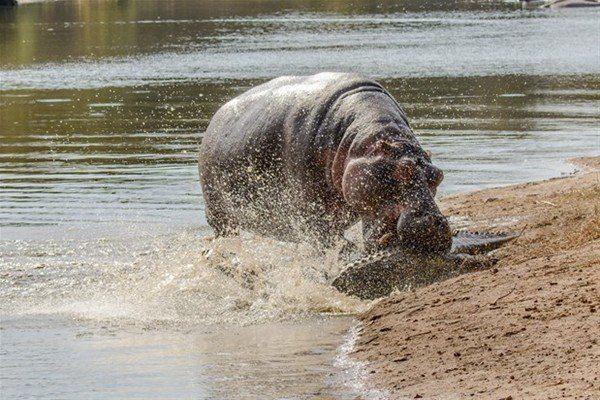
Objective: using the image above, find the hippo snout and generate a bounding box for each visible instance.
[396,211,452,253]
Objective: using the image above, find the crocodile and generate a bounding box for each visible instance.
[332,230,518,300]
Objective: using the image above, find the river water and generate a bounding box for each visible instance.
[0,0,598,398]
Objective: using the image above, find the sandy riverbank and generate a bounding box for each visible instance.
[352,157,599,399]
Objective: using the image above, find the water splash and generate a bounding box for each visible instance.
[0,225,367,326]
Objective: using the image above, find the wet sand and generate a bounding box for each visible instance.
[352,157,599,399]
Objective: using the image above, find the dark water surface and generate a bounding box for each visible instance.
[1,0,599,399]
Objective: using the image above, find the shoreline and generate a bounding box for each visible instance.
[350,156,599,399]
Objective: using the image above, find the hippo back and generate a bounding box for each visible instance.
[202,72,386,170]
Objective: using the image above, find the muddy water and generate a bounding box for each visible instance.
[1,0,599,398]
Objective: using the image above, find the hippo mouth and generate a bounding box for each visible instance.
[363,209,452,254]
[394,210,453,254]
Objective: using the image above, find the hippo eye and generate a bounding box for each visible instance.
[400,143,420,157]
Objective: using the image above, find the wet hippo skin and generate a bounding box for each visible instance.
[199,72,451,253]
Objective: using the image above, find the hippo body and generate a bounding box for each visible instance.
[200,73,450,252]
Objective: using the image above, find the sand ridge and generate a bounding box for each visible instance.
[352,157,599,399]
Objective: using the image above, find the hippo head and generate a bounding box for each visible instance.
[341,139,452,254]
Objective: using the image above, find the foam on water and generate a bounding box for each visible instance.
[334,322,391,400]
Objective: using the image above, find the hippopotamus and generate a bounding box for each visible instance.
[199,72,451,254]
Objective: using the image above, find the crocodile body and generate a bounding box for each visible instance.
[332,231,517,300]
